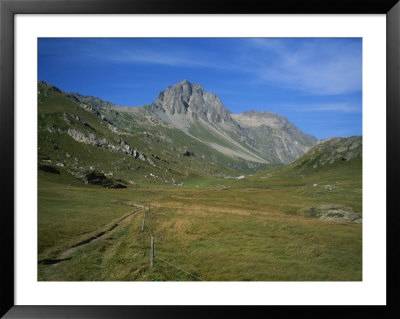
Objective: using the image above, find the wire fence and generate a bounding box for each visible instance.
[154,255,205,281]
[142,202,206,281]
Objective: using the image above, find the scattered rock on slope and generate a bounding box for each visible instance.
[305,205,362,223]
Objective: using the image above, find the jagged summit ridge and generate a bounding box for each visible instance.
[152,80,232,123]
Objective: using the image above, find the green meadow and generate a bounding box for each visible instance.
[38,157,362,281]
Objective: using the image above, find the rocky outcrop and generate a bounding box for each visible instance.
[47,126,66,134]
[306,205,362,223]
[66,128,147,160]
[79,103,126,135]
[63,112,87,125]
[67,128,108,147]
[47,123,154,167]
[79,103,102,117]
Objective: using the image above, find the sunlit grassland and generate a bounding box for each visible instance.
[38,161,362,281]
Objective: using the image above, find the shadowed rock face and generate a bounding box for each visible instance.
[153,80,232,123]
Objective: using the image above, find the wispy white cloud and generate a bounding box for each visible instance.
[245,38,362,95]
[104,49,214,68]
[257,102,361,113]
[296,103,361,113]
[94,43,236,70]
[40,39,230,70]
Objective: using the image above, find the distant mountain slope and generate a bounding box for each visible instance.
[115,80,317,166]
[232,111,317,163]
[38,80,318,181]
[291,136,362,170]
[233,136,362,184]
[39,81,117,109]
[67,92,117,109]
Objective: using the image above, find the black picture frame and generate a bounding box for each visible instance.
[1,0,399,318]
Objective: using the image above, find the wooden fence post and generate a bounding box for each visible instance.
[150,237,154,267]
[141,212,146,231]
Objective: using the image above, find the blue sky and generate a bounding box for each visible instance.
[38,38,362,140]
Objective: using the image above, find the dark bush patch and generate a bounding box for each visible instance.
[86,171,109,185]
[183,150,194,156]
[84,171,127,189]
[109,183,127,189]
[39,164,60,174]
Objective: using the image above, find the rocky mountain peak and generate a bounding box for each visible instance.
[153,80,232,123]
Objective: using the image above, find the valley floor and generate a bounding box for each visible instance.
[38,170,362,281]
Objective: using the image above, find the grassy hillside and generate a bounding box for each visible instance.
[230,151,362,214]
